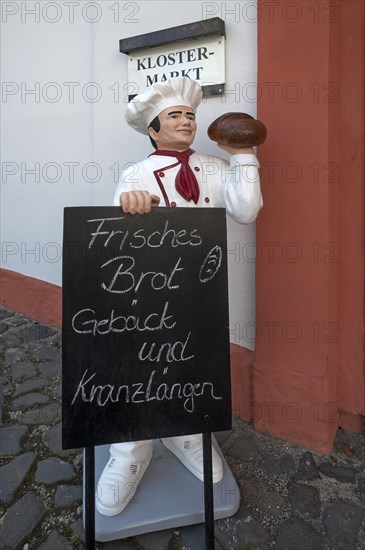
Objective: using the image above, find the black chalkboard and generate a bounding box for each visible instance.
[62,207,231,449]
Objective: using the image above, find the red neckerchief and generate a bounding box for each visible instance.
[149,148,200,204]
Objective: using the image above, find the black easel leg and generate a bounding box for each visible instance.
[203,430,215,550]
[85,446,96,549]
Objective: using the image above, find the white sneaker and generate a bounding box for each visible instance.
[161,434,223,483]
[96,443,152,516]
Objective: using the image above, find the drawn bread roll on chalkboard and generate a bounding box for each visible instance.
[207,112,267,148]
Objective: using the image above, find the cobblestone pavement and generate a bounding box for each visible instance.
[1,305,364,549]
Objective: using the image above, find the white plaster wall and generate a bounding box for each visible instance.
[1,1,95,284]
[1,0,259,349]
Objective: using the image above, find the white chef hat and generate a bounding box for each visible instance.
[125,77,203,135]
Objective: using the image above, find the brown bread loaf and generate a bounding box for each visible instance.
[207,112,267,147]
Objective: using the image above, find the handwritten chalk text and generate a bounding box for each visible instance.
[100,255,184,294]
[71,368,222,412]
[87,217,202,250]
[72,301,176,335]
[138,331,194,363]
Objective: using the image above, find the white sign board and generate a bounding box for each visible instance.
[128,36,225,91]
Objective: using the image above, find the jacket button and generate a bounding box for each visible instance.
[205,197,210,203]
[159,172,165,177]
[171,201,176,207]
[194,167,200,172]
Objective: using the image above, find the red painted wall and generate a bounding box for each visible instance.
[255,0,364,451]
[1,269,62,327]
[333,2,365,434]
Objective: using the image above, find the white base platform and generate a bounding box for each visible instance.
[84,436,240,543]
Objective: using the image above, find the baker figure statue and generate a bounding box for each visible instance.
[96,76,264,517]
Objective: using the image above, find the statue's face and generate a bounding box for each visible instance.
[149,105,197,151]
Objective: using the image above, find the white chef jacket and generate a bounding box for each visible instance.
[113,151,263,224]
